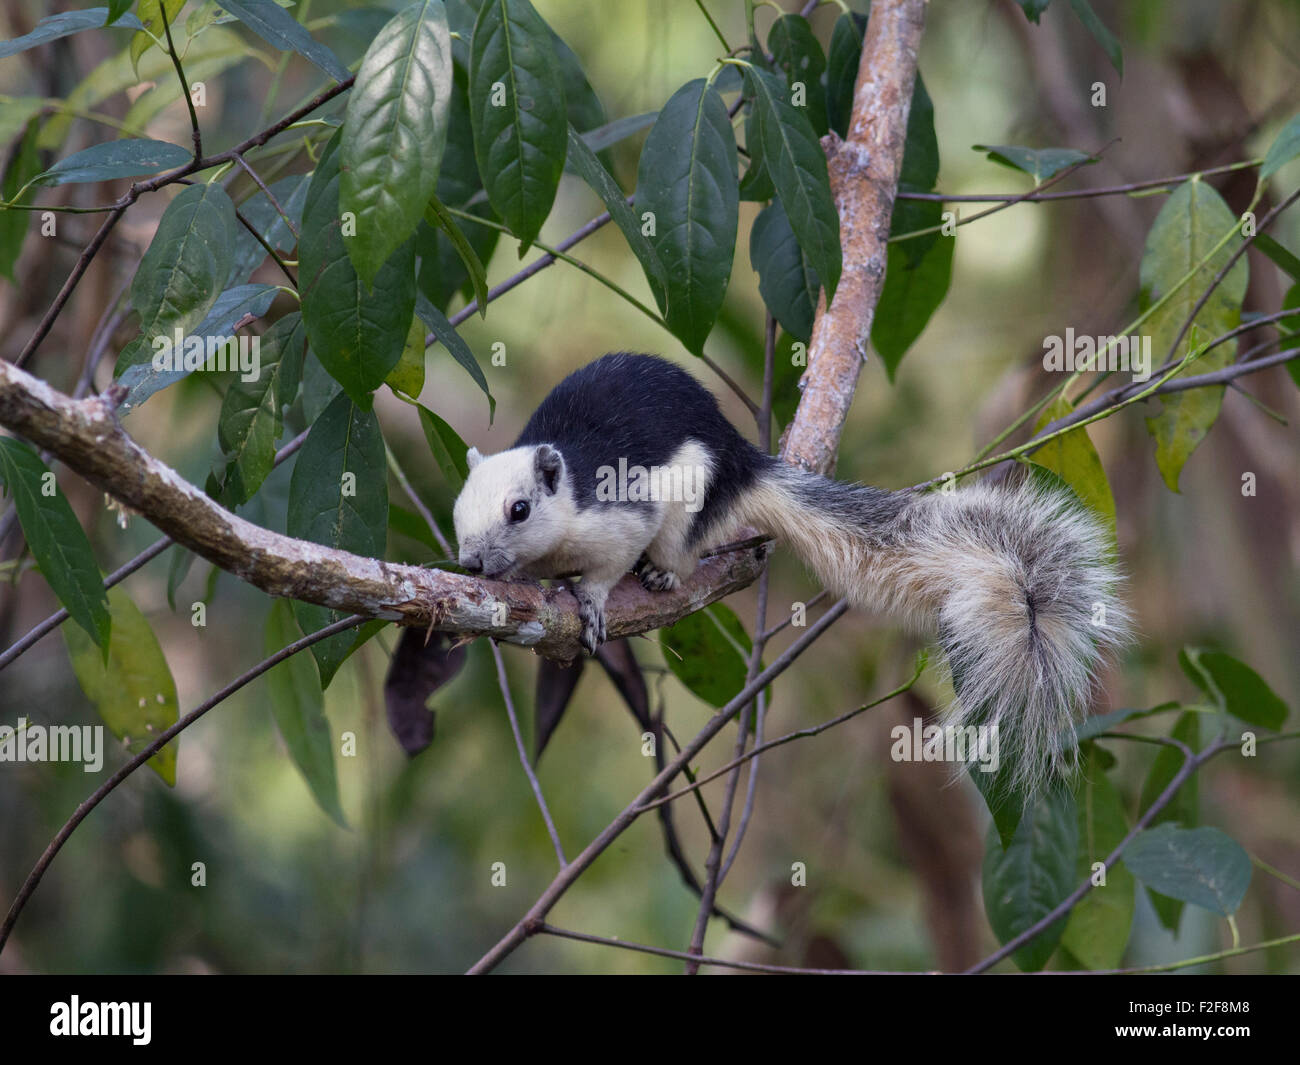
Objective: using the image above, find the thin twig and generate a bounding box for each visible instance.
[0,612,368,954]
[489,639,568,869]
[466,601,849,974]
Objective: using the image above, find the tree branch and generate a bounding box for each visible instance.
[780,0,928,475]
[0,358,767,662]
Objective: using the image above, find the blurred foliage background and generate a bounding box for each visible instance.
[1,0,1299,973]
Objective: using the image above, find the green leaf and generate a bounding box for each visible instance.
[417,403,470,487]
[982,786,1078,971]
[118,283,278,412]
[1060,746,1135,969]
[825,12,866,139]
[1253,233,1300,282]
[974,144,1095,184]
[576,111,657,156]
[872,202,953,379]
[387,314,428,400]
[114,183,238,378]
[565,124,665,311]
[414,60,500,311]
[0,117,41,281]
[423,193,489,316]
[287,392,389,687]
[737,104,774,203]
[750,199,819,345]
[263,599,347,826]
[1179,647,1288,730]
[0,438,110,651]
[63,586,178,785]
[468,0,568,251]
[301,348,342,423]
[1261,113,1300,181]
[131,0,187,70]
[549,25,605,137]
[636,78,737,355]
[744,64,841,304]
[660,604,750,709]
[1067,0,1122,75]
[214,0,350,83]
[1140,180,1248,491]
[218,312,307,504]
[0,97,46,151]
[767,14,827,138]
[341,0,453,285]
[899,74,939,194]
[414,292,494,419]
[35,137,194,187]
[1028,398,1117,536]
[0,7,141,59]
[1138,708,1199,933]
[1123,824,1251,916]
[300,131,417,409]
[228,172,309,284]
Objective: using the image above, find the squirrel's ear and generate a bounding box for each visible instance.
[533,445,564,494]
[466,447,484,471]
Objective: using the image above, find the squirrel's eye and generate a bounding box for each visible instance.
[509,500,531,523]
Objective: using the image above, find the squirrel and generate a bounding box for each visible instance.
[452,352,1130,791]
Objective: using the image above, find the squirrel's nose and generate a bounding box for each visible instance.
[460,552,483,574]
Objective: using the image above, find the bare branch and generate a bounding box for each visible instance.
[780,0,928,475]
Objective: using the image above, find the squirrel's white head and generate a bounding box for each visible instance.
[452,444,571,578]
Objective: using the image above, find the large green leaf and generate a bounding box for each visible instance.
[468,0,567,251]
[415,61,500,311]
[64,587,178,785]
[750,199,819,345]
[660,604,751,709]
[982,786,1078,972]
[1060,747,1135,969]
[300,131,417,409]
[1179,647,1289,730]
[341,0,453,285]
[114,183,237,380]
[33,138,192,187]
[263,599,347,825]
[214,0,350,82]
[767,14,827,137]
[0,438,110,651]
[287,392,389,686]
[635,78,737,355]
[1123,824,1251,916]
[1139,180,1248,491]
[218,312,308,505]
[744,64,841,304]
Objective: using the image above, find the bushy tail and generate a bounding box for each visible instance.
[734,466,1131,794]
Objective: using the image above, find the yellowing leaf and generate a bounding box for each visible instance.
[63,586,180,785]
[1032,396,1116,537]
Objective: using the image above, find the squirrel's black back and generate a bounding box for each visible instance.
[514,352,768,540]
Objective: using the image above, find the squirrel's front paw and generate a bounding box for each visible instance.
[576,596,607,654]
